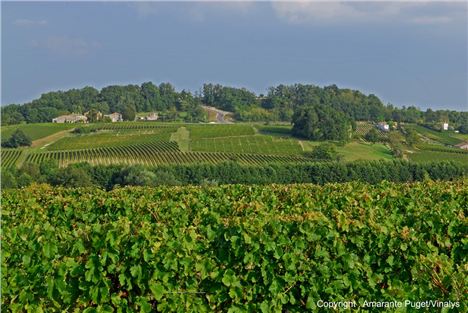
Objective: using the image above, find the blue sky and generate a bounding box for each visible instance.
[2,1,467,111]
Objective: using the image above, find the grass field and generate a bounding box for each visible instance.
[191,135,303,155]
[1,123,76,141]
[337,142,393,161]
[170,127,190,152]
[46,128,176,150]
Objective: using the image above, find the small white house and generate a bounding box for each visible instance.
[146,112,158,121]
[376,122,390,132]
[52,114,88,123]
[442,123,449,131]
[104,112,123,122]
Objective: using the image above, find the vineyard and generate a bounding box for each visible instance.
[86,122,179,131]
[26,142,310,167]
[354,122,387,139]
[47,127,177,150]
[191,135,303,155]
[405,124,463,145]
[0,123,76,141]
[187,124,255,139]
[0,149,23,168]
[2,180,466,312]
[409,150,468,164]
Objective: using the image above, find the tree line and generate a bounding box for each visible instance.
[2,82,467,132]
[1,82,205,125]
[2,160,466,189]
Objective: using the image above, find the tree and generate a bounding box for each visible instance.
[49,165,93,187]
[364,128,380,143]
[387,132,405,159]
[307,143,340,161]
[121,104,136,121]
[1,129,32,148]
[115,165,158,186]
[405,128,420,147]
[292,104,352,141]
[458,122,468,134]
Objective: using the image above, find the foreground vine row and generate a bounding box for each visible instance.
[2,180,467,312]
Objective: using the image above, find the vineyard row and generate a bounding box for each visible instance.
[24,144,309,167]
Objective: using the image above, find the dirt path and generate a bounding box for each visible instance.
[170,127,190,152]
[31,129,74,149]
[201,106,233,124]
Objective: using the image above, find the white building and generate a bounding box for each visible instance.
[442,123,449,131]
[52,114,88,123]
[376,122,390,132]
[146,112,158,121]
[104,112,123,122]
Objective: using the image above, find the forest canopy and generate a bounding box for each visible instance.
[2,82,466,129]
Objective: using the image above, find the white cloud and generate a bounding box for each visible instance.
[13,18,48,27]
[130,1,255,20]
[130,2,159,17]
[410,16,453,25]
[272,1,363,23]
[271,1,465,25]
[31,36,101,56]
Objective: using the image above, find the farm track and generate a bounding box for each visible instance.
[31,129,74,148]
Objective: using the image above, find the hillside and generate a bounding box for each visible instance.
[2,121,467,172]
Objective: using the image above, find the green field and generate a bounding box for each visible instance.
[1,123,76,141]
[3,180,466,311]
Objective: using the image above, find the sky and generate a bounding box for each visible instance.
[2,1,467,111]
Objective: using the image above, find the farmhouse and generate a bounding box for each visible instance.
[454,142,468,150]
[146,112,158,121]
[442,122,449,131]
[104,112,123,122]
[52,114,87,123]
[376,122,389,132]
[84,110,103,120]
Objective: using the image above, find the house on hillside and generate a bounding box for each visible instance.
[84,110,103,121]
[52,114,88,123]
[454,142,468,150]
[146,112,158,121]
[376,122,390,132]
[138,112,159,121]
[442,122,449,131]
[104,112,123,122]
